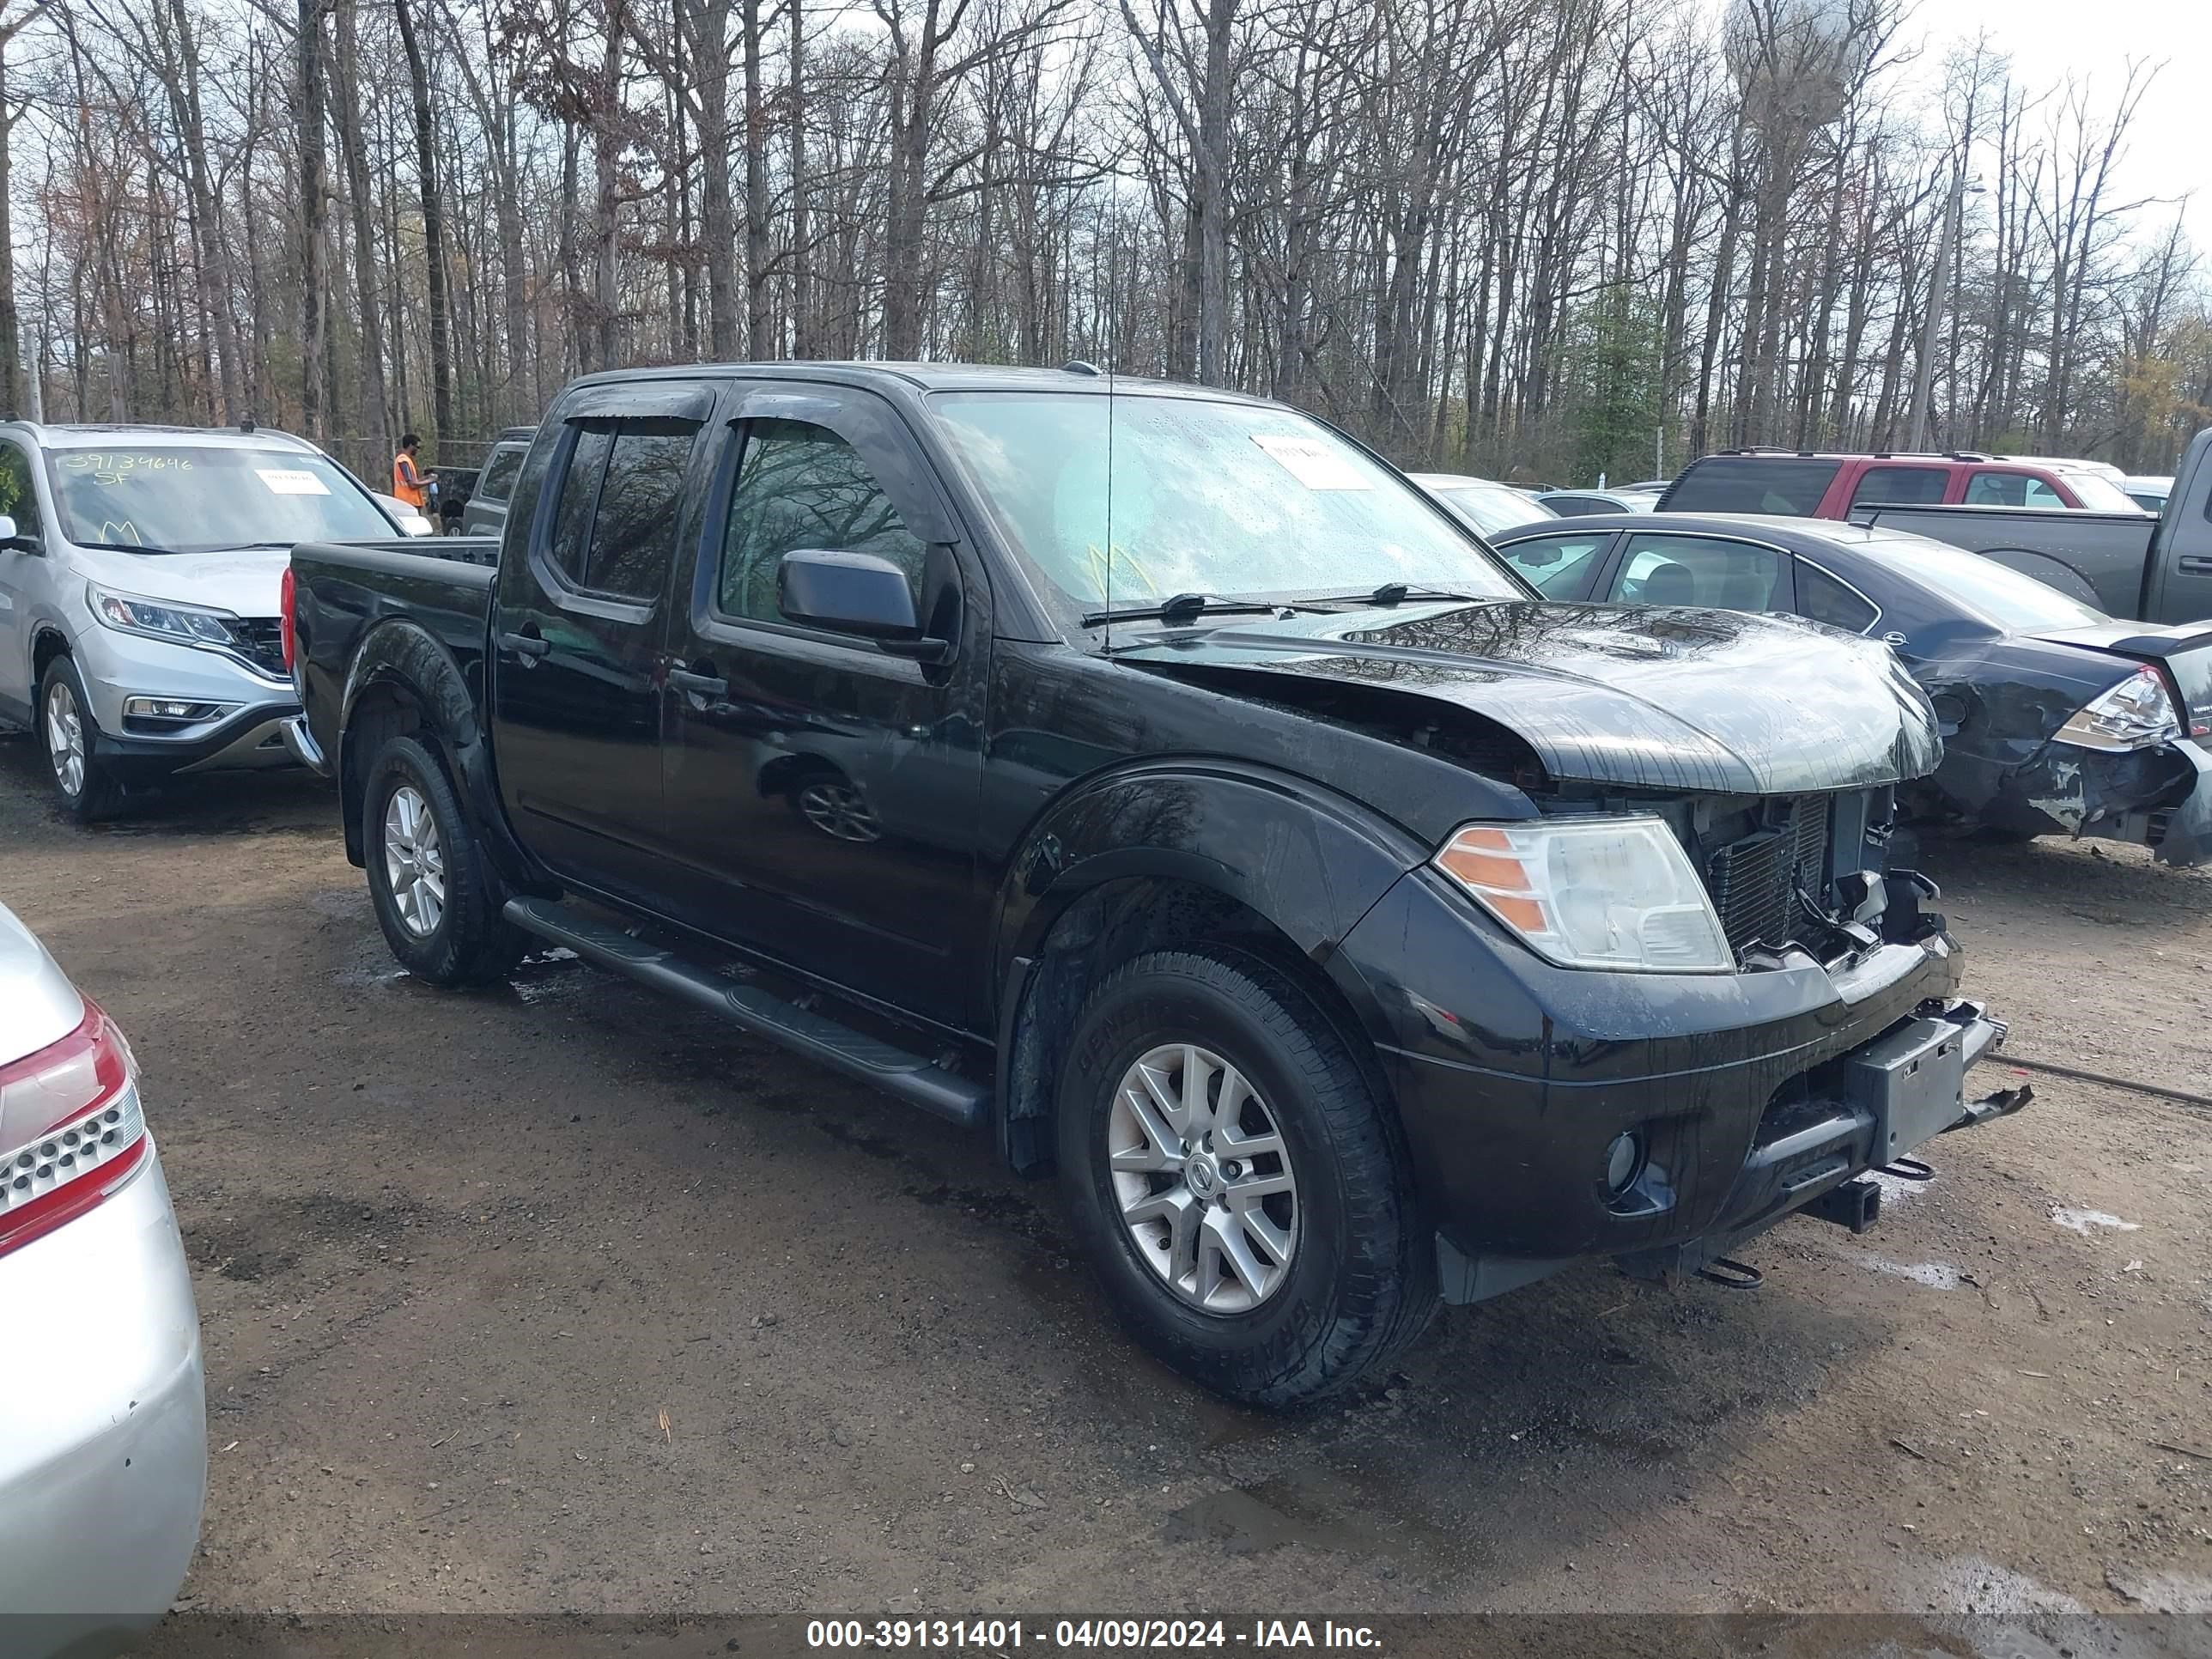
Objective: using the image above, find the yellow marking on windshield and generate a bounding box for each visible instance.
[99,521,143,545]
[1085,542,1158,599]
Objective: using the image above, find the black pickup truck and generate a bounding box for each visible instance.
[1853,429,2212,623]
[283,363,2025,1405]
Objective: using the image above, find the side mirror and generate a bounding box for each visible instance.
[779,549,948,659]
[0,514,33,553]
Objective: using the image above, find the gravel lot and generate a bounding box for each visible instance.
[3,733,2209,1641]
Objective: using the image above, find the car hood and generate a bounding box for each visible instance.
[74,544,290,618]
[1117,599,1942,795]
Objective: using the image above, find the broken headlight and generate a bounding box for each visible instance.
[1433,817,1732,974]
[2054,668,2181,751]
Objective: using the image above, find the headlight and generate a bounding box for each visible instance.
[2055,668,2180,751]
[1433,816,1732,973]
[87,582,241,650]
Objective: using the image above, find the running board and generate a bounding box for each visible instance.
[502,897,988,1128]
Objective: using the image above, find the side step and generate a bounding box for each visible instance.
[503,897,989,1128]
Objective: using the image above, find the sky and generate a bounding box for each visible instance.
[1905,0,2208,220]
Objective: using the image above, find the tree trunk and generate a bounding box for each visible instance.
[787,0,810,357]
[743,0,771,355]
[299,0,328,440]
[395,0,453,449]
[333,0,388,459]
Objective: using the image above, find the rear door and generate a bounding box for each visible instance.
[656,380,987,1028]
[489,380,717,902]
[2143,431,2212,624]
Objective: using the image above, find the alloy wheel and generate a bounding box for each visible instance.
[44,679,86,798]
[382,785,447,938]
[1107,1042,1300,1314]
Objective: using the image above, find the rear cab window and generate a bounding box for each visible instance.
[1662,457,1843,515]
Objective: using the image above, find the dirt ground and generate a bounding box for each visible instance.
[3,732,2209,1643]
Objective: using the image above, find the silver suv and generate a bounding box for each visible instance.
[0,422,401,819]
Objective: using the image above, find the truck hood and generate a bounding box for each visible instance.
[74,544,289,619]
[1117,599,1942,795]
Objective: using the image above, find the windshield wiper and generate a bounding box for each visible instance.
[1081,592,1283,628]
[1315,583,1498,608]
[70,540,191,557]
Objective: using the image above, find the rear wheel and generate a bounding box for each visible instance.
[1057,947,1435,1407]
[39,658,126,823]
[363,734,524,986]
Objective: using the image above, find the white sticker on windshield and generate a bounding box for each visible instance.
[1250,434,1370,490]
[256,468,331,496]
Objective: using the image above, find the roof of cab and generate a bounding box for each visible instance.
[559,360,1281,406]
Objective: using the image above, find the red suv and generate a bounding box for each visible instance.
[1657,448,2148,518]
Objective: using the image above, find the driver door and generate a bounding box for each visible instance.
[658,381,988,1029]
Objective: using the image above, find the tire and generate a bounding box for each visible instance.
[362,734,525,987]
[1057,946,1436,1407]
[38,656,126,823]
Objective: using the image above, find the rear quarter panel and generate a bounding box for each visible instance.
[290,540,498,765]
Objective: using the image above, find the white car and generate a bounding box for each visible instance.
[1407,471,1561,538]
[373,491,436,537]
[0,901,206,1656]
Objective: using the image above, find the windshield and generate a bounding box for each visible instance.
[45,446,394,553]
[1429,481,1556,537]
[929,392,1522,612]
[1862,537,2110,631]
[2062,471,2154,514]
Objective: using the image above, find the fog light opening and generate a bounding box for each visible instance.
[1604,1131,1644,1198]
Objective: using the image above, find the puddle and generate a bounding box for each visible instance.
[2052,1207,2140,1234]
[2103,1569,2212,1613]
[1162,1479,1388,1557]
[1914,1553,2087,1614]
[1841,1249,1962,1289]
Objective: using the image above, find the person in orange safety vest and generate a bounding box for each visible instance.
[392,434,435,511]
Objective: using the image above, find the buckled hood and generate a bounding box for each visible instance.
[1116,600,1942,795]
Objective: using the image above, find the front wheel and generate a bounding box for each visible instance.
[39,658,126,823]
[1057,947,1435,1407]
[362,734,524,986]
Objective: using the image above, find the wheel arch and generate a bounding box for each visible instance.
[990,763,1425,1175]
[336,618,540,890]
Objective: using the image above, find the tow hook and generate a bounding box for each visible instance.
[1948,1082,2033,1132]
[1805,1176,1883,1235]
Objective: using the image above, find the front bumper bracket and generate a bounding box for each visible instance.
[1613,997,2023,1283]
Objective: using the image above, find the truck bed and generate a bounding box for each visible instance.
[1849,503,2159,618]
[289,538,502,763]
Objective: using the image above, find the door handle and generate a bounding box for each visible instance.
[497,630,550,660]
[2178,556,2212,575]
[668,666,728,698]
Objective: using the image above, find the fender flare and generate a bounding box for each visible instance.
[335,618,543,890]
[988,759,1433,1170]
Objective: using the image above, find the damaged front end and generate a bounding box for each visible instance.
[1920,655,2212,865]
